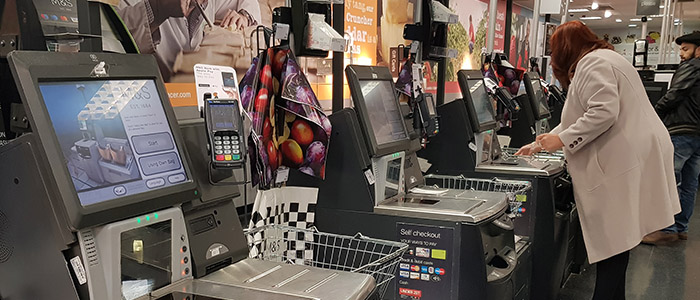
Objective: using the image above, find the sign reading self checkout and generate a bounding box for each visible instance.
[396,223,454,300]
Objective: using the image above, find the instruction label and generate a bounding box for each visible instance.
[396,223,454,299]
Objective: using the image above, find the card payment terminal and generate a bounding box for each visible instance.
[204,99,245,168]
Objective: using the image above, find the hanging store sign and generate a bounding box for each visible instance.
[540,0,563,15]
[346,0,378,65]
[637,0,660,16]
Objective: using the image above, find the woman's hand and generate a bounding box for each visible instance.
[515,142,542,156]
[536,133,564,152]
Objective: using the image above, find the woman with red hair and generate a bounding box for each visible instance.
[517,21,680,299]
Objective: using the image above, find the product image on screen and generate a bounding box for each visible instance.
[221,72,236,88]
[530,79,549,118]
[359,80,408,146]
[39,80,188,206]
[468,79,496,126]
[210,103,240,130]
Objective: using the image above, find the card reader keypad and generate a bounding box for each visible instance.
[214,133,242,162]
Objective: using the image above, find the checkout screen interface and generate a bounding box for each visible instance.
[468,79,496,128]
[359,80,408,146]
[39,80,188,206]
[531,78,549,118]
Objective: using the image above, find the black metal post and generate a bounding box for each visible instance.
[504,0,513,61]
[435,0,449,106]
[331,3,344,113]
[77,0,102,52]
[436,58,446,105]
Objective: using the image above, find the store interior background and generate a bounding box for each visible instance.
[226,0,700,210]
[277,0,700,114]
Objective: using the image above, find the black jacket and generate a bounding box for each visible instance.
[655,58,700,135]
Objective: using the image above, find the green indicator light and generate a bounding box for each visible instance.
[194,190,198,195]
[146,216,150,221]
[154,213,159,219]
[137,218,141,224]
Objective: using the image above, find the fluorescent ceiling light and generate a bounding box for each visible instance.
[647,17,653,21]
[659,5,664,8]
[674,18,680,22]
[591,2,599,10]
[604,10,612,18]
[629,24,638,27]
[630,18,642,21]
[580,16,602,20]
[568,8,589,12]
[616,19,622,22]
[649,14,663,17]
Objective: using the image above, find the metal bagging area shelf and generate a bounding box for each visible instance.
[246,225,409,298]
[424,174,533,218]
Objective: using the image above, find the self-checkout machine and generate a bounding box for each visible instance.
[419,68,579,299]
[0,49,379,300]
[285,59,525,300]
[498,71,583,287]
[510,72,583,286]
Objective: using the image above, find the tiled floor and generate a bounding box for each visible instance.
[559,201,700,300]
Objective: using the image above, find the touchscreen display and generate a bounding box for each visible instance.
[468,79,496,126]
[209,103,240,130]
[530,78,550,118]
[359,80,409,146]
[40,80,188,206]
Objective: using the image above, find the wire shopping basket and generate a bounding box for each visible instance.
[246,224,409,298]
[424,174,533,217]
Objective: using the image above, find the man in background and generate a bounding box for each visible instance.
[116,0,261,80]
[645,32,700,244]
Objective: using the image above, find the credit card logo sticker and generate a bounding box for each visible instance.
[435,268,446,275]
[399,271,410,278]
[421,266,428,273]
[400,263,410,270]
[421,274,430,281]
[410,272,420,280]
[416,247,430,258]
[411,265,420,272]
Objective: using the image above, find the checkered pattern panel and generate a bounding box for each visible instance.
[247,189,318,261]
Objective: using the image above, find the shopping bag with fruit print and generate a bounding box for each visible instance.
[244,46,332,188]
[243,48,276,189]
[275,49,331,179]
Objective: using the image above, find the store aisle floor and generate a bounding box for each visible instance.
[559,200,700,300]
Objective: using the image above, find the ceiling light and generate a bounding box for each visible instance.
[674,18,680,22]
[630,18,642,21]
[568,8,590,12]
[591,2,599,10]
[616,19,622,23]
[647,17,653,21]
[604,10,612,18]
[659,5,664,8]
[580,16,602,20]
[649,14,663,17]
[629,24,638,27]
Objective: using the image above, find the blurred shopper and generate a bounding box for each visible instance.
[645,32,700,244]
[516,21,680,299]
